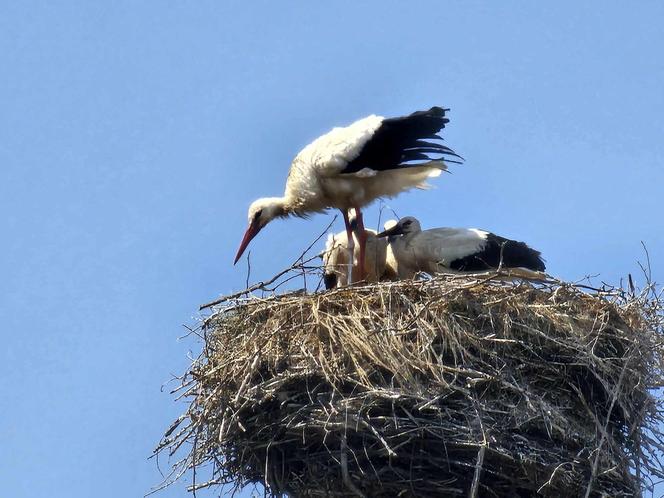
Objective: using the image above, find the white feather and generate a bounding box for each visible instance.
[283,116,446,212]
[321,228,396,287]
[294,115,384,175]
[386,217,490,278]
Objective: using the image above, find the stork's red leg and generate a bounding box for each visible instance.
[341,209,355,284]
[353,207,367,281]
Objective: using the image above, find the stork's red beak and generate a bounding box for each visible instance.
[234,222,260,264]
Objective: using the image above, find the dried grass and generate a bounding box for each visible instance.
[155,273,664,497]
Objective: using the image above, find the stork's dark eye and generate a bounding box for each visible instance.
[253,209,263,221]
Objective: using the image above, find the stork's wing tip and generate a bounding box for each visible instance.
[429,106,450,115]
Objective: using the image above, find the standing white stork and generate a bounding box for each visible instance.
[377,216,545,278]
[234,107,461,281]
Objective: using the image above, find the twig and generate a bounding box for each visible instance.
[639,241,652,284]
[583,347,634,498]
[245,250,251,290]
[340,434,366,498]
[200,218,336,310]
[200,264,297,310]
[469,445,486,498]
[192,434,198,498]
[469,398,488,498]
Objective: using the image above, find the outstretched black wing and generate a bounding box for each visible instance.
[341,106,462,174]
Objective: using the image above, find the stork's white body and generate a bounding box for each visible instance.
[285,115,444,213]
[235,107,460,282]
[380,217,546,279]
[388,225,490,278]
[322,228,397,288]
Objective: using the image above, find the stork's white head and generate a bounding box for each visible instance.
[376,216,422,238]
[234,197,287,264]
[382,219,398,231]
[320,232,347,290]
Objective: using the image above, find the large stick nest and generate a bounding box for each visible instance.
[156,275,664,497]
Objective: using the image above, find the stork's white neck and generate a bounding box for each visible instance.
[260,196,289,211]
[386,234,418,278]
[248,196,291,227]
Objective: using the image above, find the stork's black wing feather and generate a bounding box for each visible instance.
[449,234,546,272]
[341,107,462,174]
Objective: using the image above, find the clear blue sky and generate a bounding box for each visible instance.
[2,2,663,497]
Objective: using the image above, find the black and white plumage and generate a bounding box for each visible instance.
[377,216,546,278]
[234,107,461,281]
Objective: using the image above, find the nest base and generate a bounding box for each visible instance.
[157,275,664,497]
